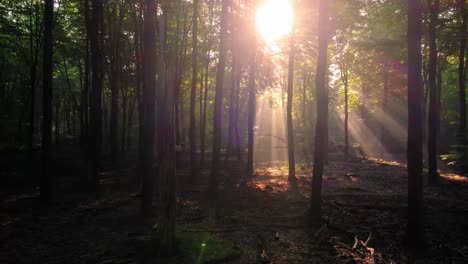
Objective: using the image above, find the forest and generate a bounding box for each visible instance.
[1,0,468,263]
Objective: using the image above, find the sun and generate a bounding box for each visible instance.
[256,0,294,42]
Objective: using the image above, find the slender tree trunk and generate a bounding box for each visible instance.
[406,0,425,248]
[89,0,104,190]
[201,0,214,166]
[82,0,90,157]
[156,65,177,255]
[428,0,440,185]
[380,71,388,157]
[310,0,329,226]
[132,0,144,188]
[247,49,256,177]
[41,0,54,204]
[109,5,124,163]
[141,0,157,213]
[344,76,349,157]
[54,99,60,143]
[287,31,296,182]
[458,0,467,167]
[226,57,237,162]
[189,0,199,182]
[209,0,229,203]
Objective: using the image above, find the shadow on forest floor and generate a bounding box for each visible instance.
[1,148,468,263]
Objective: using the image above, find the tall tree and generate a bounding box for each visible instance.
[286,23,296,183]
[209,0,229,202]
[89,0,104,190]
[28,0,43,152]
[310,0,329,225]
[458,0,467,165]
[81,0,90,155]
[156,64,177,255]
[201,0,214,166]
[141,0,157,213]
[247,47,256,177]
[41,0,54,204]
[109,3,125,163]
[427,0,440,185]
[189,0,199,181]
[406,0,425,248]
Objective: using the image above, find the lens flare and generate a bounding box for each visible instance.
[256,0,294,42]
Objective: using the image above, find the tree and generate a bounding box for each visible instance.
[28,0,43,153]
[310,0,329,225]
[427,0,440,185]
[41,0,54,204]
[89,0,104,190]
[286,22,296,183]
[457,0,467,167]
[141,0,157,213]
[108,2,125,163]
[247,45,256,177]
[189,0,199,182]
[406,0,425,248]
[209,0,229,203]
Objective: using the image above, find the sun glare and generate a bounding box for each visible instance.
[256,0,294,42]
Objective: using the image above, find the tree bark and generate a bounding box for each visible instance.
[209,0,229,203]
[458,0,467,168]
[247,48,256,177]
[428,0,440,185]
[141,0,157,213]
[89,0,104,191]
[41,0,54,204]
[310,0,329,226]
[287,30,296,182]
[406,0,425,248]
[189,0,199,182]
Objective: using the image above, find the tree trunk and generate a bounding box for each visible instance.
[89,0,104,191]
[109,5,124,163]
[247,49,256,177]
[287,31,296,182]
[41,0,54,204]
[189,0,199,182]
[406,0,425,249]
[209,0,229,204]
[458,0,467,168]
[310,0,329,226]
[155,65,177,256]
[140,0,157,213]
[428,0,440,185]
[201,0,214,166]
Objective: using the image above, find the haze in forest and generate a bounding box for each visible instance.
[1,0,468,263]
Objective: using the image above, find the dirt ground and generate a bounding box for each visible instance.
[1,149,468,263]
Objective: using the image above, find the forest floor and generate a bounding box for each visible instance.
[2,144,468,263]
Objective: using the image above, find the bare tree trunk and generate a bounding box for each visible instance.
[209,0,229,204]
[458,0,467,169]
[41,0,54,204]
[286,30,296,182]
[310,0,329,226]
[406,0,425,249]
[428,0,440,185]
[156,65,177,256]
[247,50,256,177]
[109,5,124,163]
[140,0,157,213]
[201,0,214,166]
[89,0,104,191]
[189,0,199,182]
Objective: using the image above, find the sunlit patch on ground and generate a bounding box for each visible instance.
[367,158,406,168]
[440,172,468,183]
